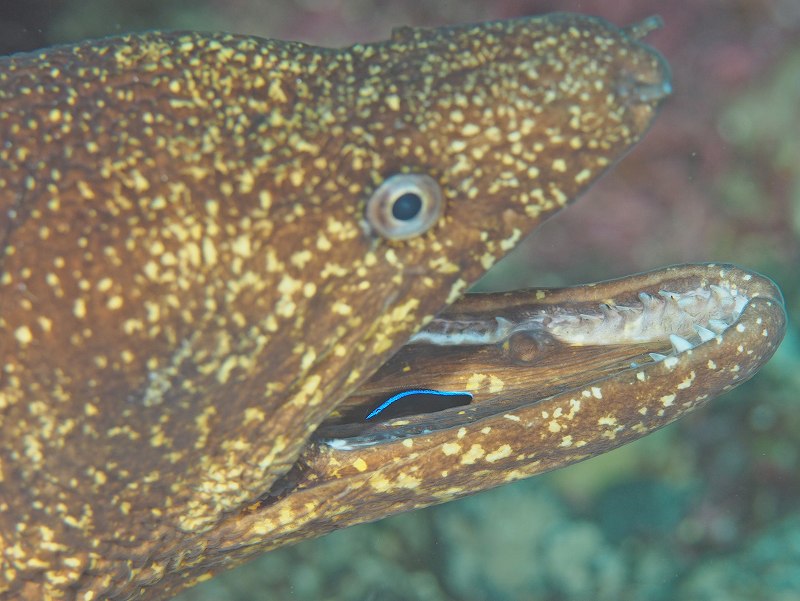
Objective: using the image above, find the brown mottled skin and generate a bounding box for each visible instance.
[0,13,777,601]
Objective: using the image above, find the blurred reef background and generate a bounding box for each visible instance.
[3,1,798,599]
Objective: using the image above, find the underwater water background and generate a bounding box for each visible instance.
[4,0,798,599]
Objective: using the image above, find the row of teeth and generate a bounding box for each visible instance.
[524,283,749,348]
[637,286,746,363]
[412,283,749,352]
[649,321,727,362]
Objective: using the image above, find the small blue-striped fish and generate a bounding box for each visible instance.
[366,389,473,420]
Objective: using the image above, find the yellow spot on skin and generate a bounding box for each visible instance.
[217,356,238,384]
[660,394,676,407]
[486,444,512,463]
[369,473,391,493]
[465,373,488,391]
[460,444,485,465]
[396,473,421,489]
[14,326,33,346]
[268,78,287,102]
[442,442,461,456]
[677,371,696,390]
[446,279,467,304]
[150,429,167,448]
[332,301,352,315]
[385,94,400,110]
[574,168,591,183]
[92,469,107,486]
[402,438,414,448]
[300,348,316,371]
[73,298,87,319]
[243,407,265,425]
[352,458,368,472]
[500,229,522,251]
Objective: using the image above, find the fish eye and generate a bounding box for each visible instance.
[365,173,444,240]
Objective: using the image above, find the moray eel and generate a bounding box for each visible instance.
[0,12,783,601]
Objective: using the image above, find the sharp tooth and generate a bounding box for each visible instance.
[599,303,623,324]
[495,316,514,336]
[658,290,680,301]
[669,334,693,353]
[694,325,716,342]
[649,352,668,362]
[710,284,730,300]
[734,296,748,314]
[678,295,700,309]
[638,292,659,308]
[708,319,728,333]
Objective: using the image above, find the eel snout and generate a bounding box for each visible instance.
[217,264,783,556]
[614,15,672,119]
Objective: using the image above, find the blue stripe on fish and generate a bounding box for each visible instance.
[366,389,474,420]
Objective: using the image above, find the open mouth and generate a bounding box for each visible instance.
[317,263,785,445]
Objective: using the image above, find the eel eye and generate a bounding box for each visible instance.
[365,173,444,240]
